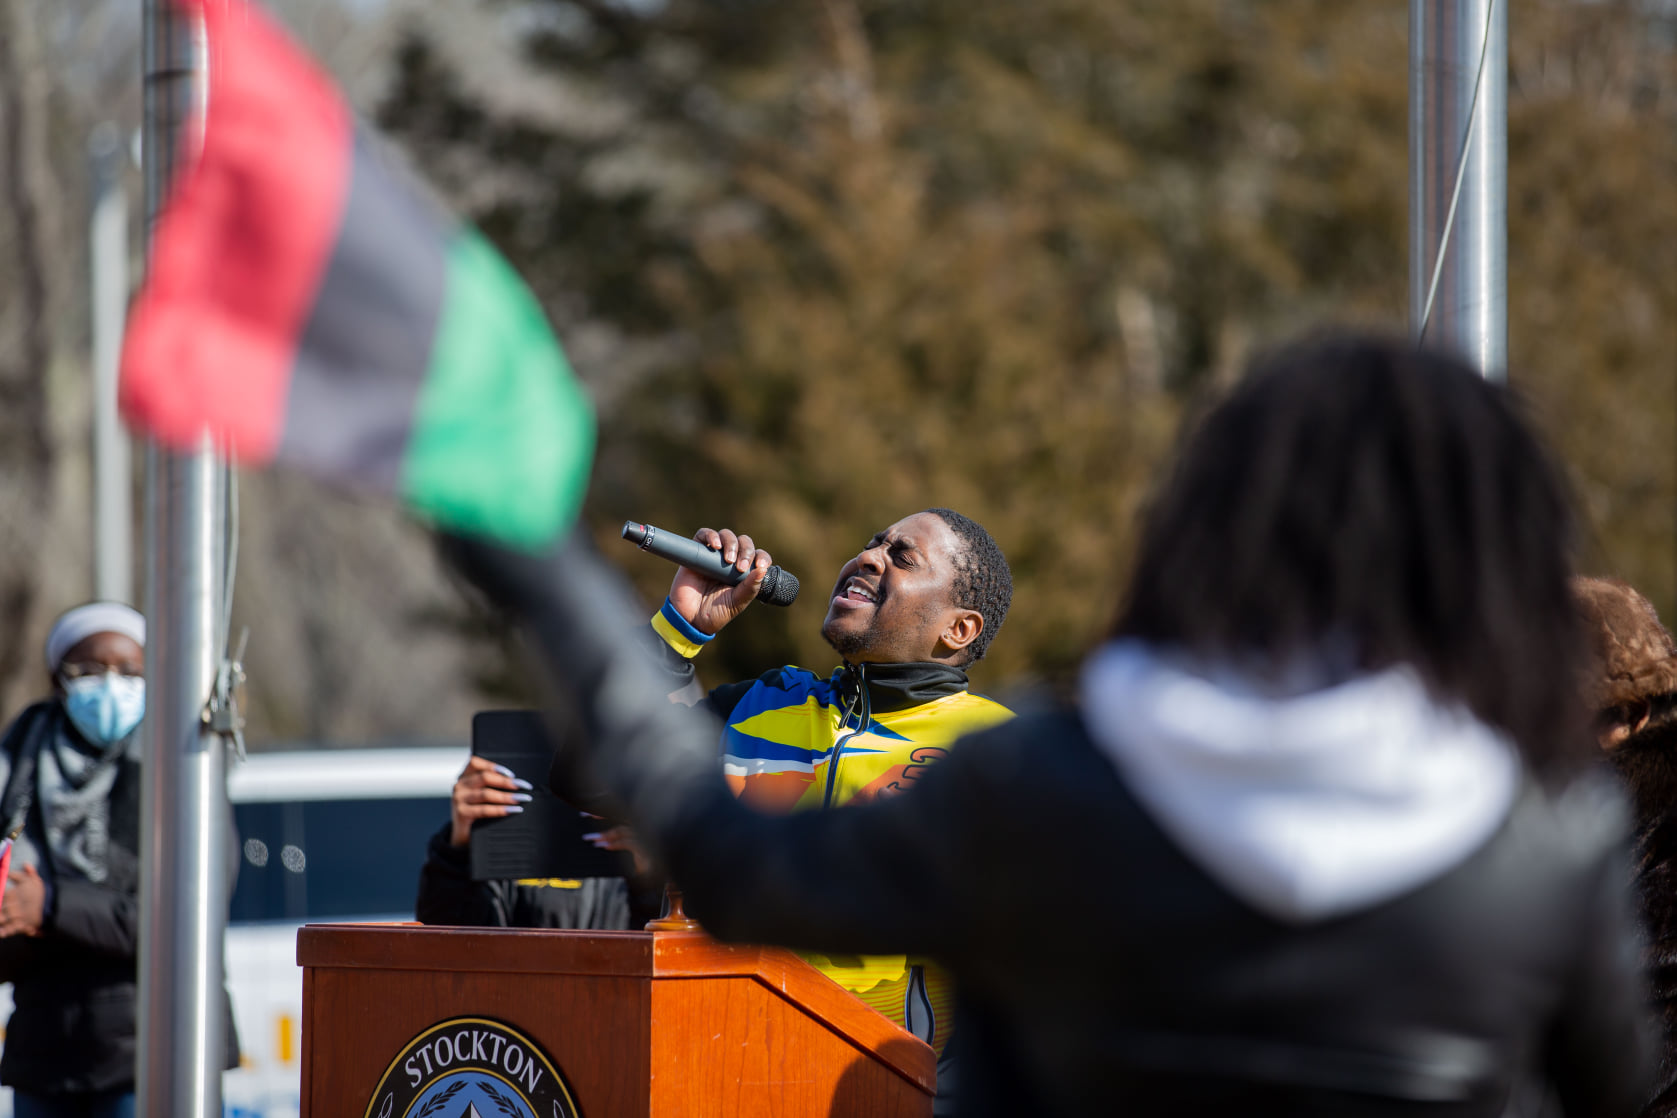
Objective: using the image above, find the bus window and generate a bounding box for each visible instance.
[230,796,448,922]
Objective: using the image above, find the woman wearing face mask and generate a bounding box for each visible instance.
[0,603,236,1118]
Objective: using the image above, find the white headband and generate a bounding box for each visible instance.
[45,602,146,673]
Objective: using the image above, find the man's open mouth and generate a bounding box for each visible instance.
[835,577,878,605]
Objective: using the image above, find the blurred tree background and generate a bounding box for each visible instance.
[0,0,1669,733]
[377,0,1676,696]
[0,0,490,738]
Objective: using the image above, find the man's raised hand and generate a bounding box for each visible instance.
[668,527,772,635]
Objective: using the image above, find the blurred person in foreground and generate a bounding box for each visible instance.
[500,333,1653,1116]
[1573,576,1677,1116]
[622,508,1013,1107]
[0,603,238,1118]
[414,753,651,929]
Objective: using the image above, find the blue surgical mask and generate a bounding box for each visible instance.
[62,673,146,746]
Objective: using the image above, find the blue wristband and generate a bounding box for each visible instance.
[652,598,714,659]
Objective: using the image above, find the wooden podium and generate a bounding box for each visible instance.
[297,923,936,1117]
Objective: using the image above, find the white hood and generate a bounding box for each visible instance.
[1080,640,1520,923]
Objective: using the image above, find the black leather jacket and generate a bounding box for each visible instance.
[661,709,1655,1117]
[449,537,1656,1117]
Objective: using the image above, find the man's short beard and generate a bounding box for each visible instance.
[822,618,873,662]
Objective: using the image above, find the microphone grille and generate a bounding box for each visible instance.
[759,566,800,607]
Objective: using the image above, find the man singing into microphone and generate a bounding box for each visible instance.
[644,508,1012,1106]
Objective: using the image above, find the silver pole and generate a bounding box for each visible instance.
[1410,0,1508,380]
[90,124,132,604]
[138,4,230,1116]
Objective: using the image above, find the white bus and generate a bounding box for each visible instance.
[223,745,468,1118]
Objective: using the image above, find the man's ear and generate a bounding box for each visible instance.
[938,609,984,659]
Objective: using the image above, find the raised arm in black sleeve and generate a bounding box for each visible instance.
[634,606,771,723]
[657,727,1017,959]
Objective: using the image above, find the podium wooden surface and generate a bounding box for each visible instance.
[297,923,936,1118]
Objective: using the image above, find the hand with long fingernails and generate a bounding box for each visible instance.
[449,755,534,846]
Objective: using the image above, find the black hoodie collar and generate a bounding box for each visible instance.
[835,660,970,715]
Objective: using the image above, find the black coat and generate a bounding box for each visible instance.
[445,535,1657,1116]
[0,701,239,1094]
[414,822,655,929]
[659,708,1654,1118]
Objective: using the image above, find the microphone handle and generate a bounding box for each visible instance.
[624,521,751,585]
[621,521,800,607]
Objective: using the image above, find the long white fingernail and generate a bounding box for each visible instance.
[504,806,524,814]
[493,764,515,778]
[580,832,602,842]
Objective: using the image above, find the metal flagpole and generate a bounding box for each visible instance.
[138,3,232,1115]
[1410,0,1508,380]
[90,124,131,605]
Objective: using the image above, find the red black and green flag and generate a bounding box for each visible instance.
[120,0,593,550]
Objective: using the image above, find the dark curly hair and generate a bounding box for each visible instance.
[927,508,1012,665]
[1113,332,1587,778]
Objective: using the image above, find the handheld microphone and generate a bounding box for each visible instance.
[621,521,800,607]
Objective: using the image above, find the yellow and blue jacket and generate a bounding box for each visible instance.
[648,599,1014,1055]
